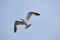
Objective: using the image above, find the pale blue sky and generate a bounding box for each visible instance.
[0,0,60,40]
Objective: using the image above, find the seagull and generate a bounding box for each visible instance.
[14,12,40,33]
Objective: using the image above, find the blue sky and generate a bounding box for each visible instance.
[0,0,60,40]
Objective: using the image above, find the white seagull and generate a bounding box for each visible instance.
[14,12,40,33]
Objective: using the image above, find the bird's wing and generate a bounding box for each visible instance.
[14,20,24,33]
[26,12,40,21]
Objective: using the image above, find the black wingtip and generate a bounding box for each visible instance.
[35,13,40,15]
[14,23,17,33]
[14,26,17,33]
[29,12,40,16]
[14,27,16,33]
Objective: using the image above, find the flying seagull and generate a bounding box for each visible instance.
[14,12,40,33]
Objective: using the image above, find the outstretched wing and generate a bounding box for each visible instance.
[14,20,24,33]
[26,12,40,21]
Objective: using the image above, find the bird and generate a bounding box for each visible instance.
[14,12,40,33]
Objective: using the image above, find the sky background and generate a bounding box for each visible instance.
[0,0,60,40]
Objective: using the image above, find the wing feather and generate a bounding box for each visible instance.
[26,12,40,21]
[14,20,24,33]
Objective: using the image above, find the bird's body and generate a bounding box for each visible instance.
[21,19,30,26]
[14,12,40,33]
[20,19,31,28]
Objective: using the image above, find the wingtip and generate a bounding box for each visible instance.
[35,13,40,16]
[29,12,40,16]
[14,29,16,33]
[14,25,17,33]
[14,27,17,33]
